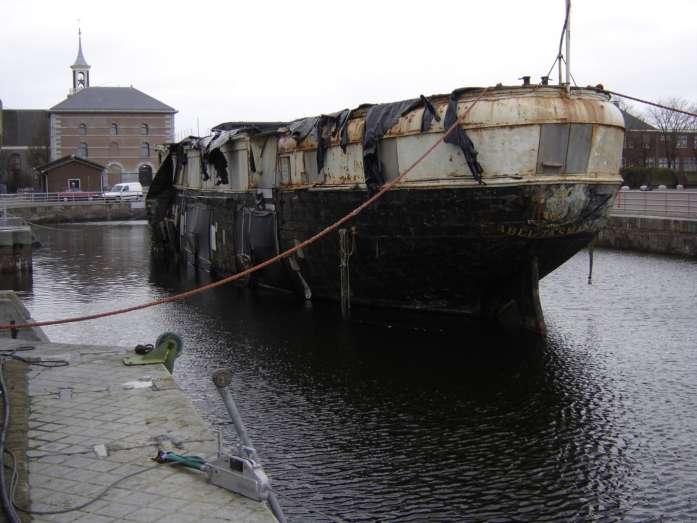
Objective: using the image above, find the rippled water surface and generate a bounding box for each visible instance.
[6,221,697,521]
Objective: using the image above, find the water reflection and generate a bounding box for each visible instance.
[0,270,33,294]
[8,222,697,521]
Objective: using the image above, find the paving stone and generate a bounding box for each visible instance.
[72,513,117,523]
[124,506,172,522]
[86,499,141,518]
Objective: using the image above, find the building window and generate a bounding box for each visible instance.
[78,142,88,158]
[109,142,120,156]
[677,135,688,149]
[8,154,21,171]
[658,157,668,168]
[642,135,652,149]
[111,123,119,136]
[141,124,149,136]
[140,142,150,158]
[626,138,634,149]
[684,158,697,172]
[79,123,87,135]
[68,179,81,191]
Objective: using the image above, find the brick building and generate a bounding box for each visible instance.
[621,109,697,185]
[36,155,105,193]
[0,102,50,192]
[48,32,176,189]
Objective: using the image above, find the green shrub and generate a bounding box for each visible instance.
[620,167,680,188]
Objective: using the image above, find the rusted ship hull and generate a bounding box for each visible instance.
[147,86,625,332]
[152,181,616,332]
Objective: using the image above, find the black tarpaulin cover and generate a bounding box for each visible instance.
[443,90,484,183]
[362,99,418,192]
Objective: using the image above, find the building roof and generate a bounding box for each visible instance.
[50,87,177,114]
[36,155,105,174]
[0,109,49,146]
[620,109,656,131]
[72,32,90,69]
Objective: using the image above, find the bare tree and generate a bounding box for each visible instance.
[645,97,696,173]
[613,97,636,115]
[25,126,50,190]
[0,150,8,192]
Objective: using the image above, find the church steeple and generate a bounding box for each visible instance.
[70,29,90,95]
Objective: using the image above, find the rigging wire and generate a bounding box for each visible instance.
[543,0,570,83]
[559,56,579,87]
[600,90,697,118]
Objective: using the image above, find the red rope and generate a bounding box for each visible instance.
[1,89,492,331]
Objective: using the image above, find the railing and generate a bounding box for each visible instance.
[0,192,145,207]
[612,189,697,220]
[0,215,29,228]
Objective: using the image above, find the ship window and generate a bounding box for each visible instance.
[303,151,321,184]
[566,124,592,173]
[537,123,593,175]
[378,139,400,181]
[537,124,569,174]
[278,156,291,185]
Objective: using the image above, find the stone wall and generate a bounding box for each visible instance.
[3,202,146,224]
[597,215,697,257]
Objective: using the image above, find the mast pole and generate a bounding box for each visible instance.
[565,0,571,92]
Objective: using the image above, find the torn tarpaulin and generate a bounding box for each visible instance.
[362,96,448,191]
[362,99,418,192]
[443,89,484,183]
[419,94,440,132]
[289,109,351,174]
[195,135,214,181]
[208,149,228,185]
[195,131,232,185]
[335,109,351,152]
[288,117,319,142]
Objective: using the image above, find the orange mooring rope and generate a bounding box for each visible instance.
[0,88,492,332]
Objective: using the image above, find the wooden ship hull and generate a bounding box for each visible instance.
[147,86,625,332]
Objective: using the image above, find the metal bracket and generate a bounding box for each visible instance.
[123,332,183,373]
[204,454,270,502]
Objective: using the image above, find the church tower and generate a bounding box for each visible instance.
[70,29,90,95]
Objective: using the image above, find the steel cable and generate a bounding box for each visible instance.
[602,90,697,118]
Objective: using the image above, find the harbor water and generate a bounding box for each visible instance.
[5,221,697,521]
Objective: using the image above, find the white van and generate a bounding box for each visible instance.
[102,182,144,201]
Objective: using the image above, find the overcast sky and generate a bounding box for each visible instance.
[2,0,696,138]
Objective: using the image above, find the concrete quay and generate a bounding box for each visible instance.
[0,202,146,225]
[599,188,697,257]
[0,293,275,522]
[0,221,33,274]
[599,214,697,257]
